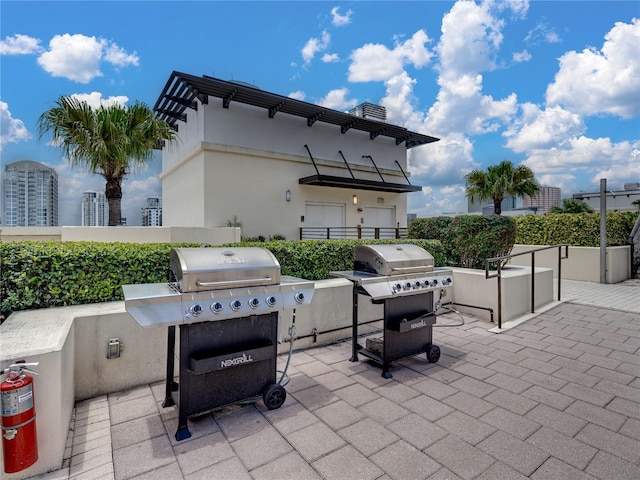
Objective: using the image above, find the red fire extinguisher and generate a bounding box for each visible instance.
[1,361,39,474]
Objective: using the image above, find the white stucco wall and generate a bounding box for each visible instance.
[161,96,415,239]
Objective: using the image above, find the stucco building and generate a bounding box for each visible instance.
[153,71,439,240]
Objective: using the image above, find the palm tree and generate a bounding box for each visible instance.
[465,160,540,215]
[38,96,176,226]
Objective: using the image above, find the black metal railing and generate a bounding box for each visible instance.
[485,244,569,329]
[630,214,640,278]
[300,226,408,240]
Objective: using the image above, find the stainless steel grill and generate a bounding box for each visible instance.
[122,247,314,441]
[331,244,453,378]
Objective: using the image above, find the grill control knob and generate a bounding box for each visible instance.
[249,298,260,309]
[413,281,421,289]
[211,302,224,313]
[189,304,203,316]
[430,279,439,287]
[230,299,242,311]
[266,295,277,307]
[394,283,402,293]
[294,292,305,304]
[403,282,411,291]
[442,277,452,286]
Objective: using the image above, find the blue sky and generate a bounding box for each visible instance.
[1,0,639,225]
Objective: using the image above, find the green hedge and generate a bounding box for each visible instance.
[514,212,637,247]
[0,241,200,317]
[409,215,516,269]
[1,239,444,318]
[225,239,445,281]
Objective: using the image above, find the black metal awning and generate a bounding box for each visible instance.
[154,71,439,149]
[298,175,422,193]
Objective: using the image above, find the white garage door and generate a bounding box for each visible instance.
[363,206,395,238]
[305,203,345,238]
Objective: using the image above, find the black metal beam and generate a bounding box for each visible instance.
[341,120,358,134]
[268,101,285,118]
[307,112,323,126]
[223,88,238,109]
[370,128,387,140]
[162,94,198,110]
[155,108,187,123]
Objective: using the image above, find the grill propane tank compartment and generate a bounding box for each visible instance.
[331,244,453,378]
[123,247,314,441]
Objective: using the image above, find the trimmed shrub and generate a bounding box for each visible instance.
[514,212,637,247]
[224,239,446,281]
[444,215,516,269]
[1,238,444,318]
[408,217,452,242]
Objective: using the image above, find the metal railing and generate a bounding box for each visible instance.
[485,244,569,329]
[300,226,408,240]
[630,214,640,278]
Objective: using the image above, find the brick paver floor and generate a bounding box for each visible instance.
[36,300,640,480]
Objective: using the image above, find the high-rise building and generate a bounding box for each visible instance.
[81,191,108,226]
[141,197,162,226]
[2,160,58,226]
[523,186,561,214]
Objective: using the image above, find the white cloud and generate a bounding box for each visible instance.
[0,34,42,55]
[505,104,585,152]
[0,101,31,153]
[437,0,505,76]
[104,43,139,68]
[512,50,531,62]
[301,30,330,65]
[37,34,139,83]
[317,88,357,110]
[522,136,640,185]
[331,6,353,27]
[348,29,432,82]
[321,53,339,63]
[546,18,640,119]
[524,21,561,45]
[70,92,129,109]
[288,90,306,101]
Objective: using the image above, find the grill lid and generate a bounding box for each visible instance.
[354,244,434,276]
[170,247,281,293]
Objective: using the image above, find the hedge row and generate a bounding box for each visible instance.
[409,215,516,269]
[513,212,637,247]
[0,238,444,317]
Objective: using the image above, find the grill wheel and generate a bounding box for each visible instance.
[426,344,441,363]
[263,383,287,410]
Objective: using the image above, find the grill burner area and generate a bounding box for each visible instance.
[123,247,314,440]
[332,244,453,378]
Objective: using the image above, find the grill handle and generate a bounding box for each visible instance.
[195,277,273,288]
[390,266,433,272]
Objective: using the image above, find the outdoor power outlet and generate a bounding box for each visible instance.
[107,338,122,359]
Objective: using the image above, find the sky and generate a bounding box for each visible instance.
[1,0,639,226]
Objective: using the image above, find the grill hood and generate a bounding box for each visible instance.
[354,244,434,276]
[171,247,281,293]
